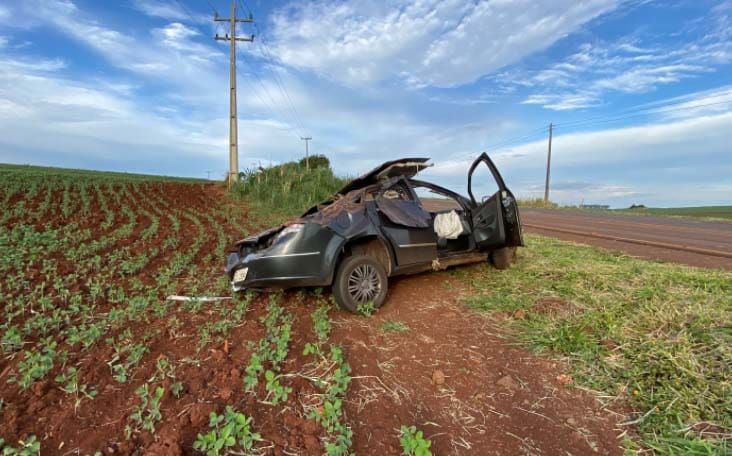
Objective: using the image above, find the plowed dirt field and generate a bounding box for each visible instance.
[0,171,623,455]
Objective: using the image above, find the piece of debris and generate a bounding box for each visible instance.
[432,370,446,385]
[514,309,527,319]
[556,374,574,386]
[167,295,232,302]
[496,375,519,390]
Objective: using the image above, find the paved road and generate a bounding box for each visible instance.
[521,208,732,271]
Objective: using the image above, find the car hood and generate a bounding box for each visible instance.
[336,157,431,195]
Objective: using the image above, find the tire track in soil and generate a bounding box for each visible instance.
[329,271,623,455]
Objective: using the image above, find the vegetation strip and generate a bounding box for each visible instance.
[460,233,731,453]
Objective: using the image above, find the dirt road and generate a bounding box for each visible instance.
[521,208,732,271]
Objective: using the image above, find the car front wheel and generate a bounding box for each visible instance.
[333,254,388,314]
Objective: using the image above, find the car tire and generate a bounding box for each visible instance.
[333,254,388,314]
[491,246,516,270]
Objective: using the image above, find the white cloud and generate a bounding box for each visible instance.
[131,0,193,22]
[422,91,732,206]
[517,5,732,110]
[266,0,620,87]
[593,64,710,93]
[522,92,599,111]
[651,85,732,119]
[0,51,302,175]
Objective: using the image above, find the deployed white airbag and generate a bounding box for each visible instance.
[434,210,464,239]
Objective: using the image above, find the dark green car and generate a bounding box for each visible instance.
[226,153,523,313]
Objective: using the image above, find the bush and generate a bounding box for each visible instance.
[230,157,348,222]
[299,154,330,169]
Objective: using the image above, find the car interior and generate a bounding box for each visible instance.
[379,181,476,255]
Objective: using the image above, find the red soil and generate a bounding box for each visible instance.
[0,183,624,455]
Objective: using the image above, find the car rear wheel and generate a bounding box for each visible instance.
[333,254,388,314]
[491,246,516,270]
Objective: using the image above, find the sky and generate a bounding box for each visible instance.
[0,0,730,207]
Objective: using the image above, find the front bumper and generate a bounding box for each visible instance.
[226,223,345,291]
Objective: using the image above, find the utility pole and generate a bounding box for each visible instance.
[300,136,312,169]
[215,1,254,187]
[544,122,553,206]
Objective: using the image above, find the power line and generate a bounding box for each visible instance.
[484,126,550,150]
[237,50,306,138]
[171,0,203,24]
[236,0,309,136]
[201,0,219,15]
[252,22,310,136]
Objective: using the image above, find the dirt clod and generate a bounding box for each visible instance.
[431,370,446,385]
[557,373,574,386]
[496,375,519,390]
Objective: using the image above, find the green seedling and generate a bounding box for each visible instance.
[399,425,432,456]
[171,381,184,398]
[243,353,263,391]
[55,367,97,411]
[129,384,164,434]
[193,406,261,456]
[0,435,41,455]
[380,320,409,332]
[356,301,376,317]
[264,370,292,405]
[8,340,57,390]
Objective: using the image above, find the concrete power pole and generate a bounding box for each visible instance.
[544,122,553,206]
[300,136,312,170]
[215,1,254,187]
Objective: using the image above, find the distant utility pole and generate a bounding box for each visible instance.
[214,1,254,187]
[300,136,312,169]
[544,122,553,206]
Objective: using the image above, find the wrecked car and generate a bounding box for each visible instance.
[225,153,523,313]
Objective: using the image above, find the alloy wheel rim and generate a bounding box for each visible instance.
[347,264,381,305]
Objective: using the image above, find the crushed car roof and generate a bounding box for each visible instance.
[337,158,431,195]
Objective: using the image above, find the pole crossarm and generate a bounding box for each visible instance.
[214,12,253,22]
[215,34,255,42]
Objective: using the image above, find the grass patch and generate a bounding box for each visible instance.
[517,197,559,209]
[461,234,731,453]
[380,320,410,333]
[230,158,348,223]
[0,163,205,182]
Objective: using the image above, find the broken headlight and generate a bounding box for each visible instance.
[273,223,304,244]
[233,267,248,283]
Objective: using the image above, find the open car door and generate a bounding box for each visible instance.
[467,152,523,248]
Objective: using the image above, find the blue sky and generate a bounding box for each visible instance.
[0,0,730,207]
